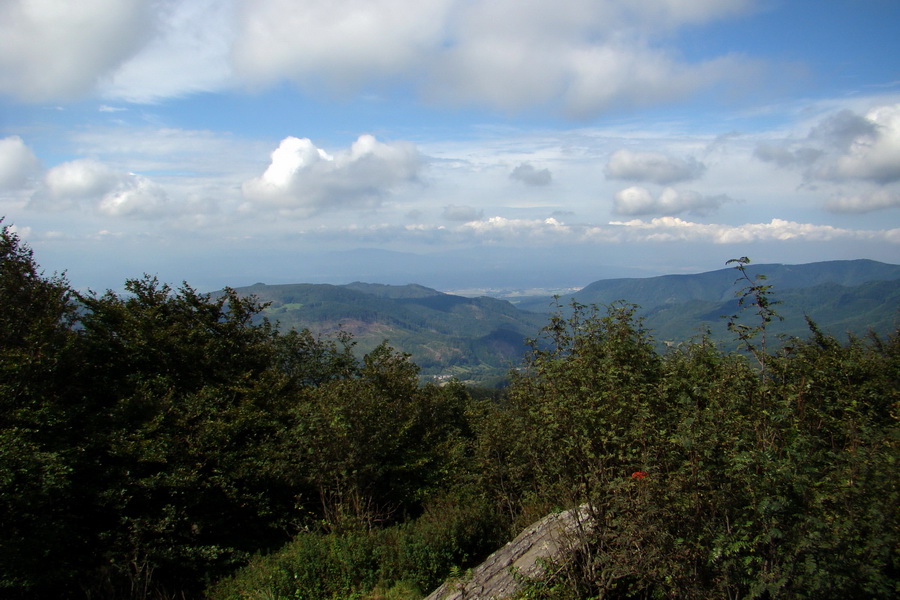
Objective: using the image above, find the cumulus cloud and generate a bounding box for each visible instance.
[242,134,421,215]
[605,149,706,184]
[756,104,900,186]
[29,158,169,218]
[0,0,153,101]
[510,163,552,186]
[826,189,900,214]
[827,105,900,184]
[0,136,41,189]
[442,204,483,221]
[613,186,728,216]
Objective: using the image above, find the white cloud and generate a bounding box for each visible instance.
[422,0,758,117]
[0,0,153,101]
[99,0,236,103]
[828,104,900,184]
[756,104,900,185]
[232,0,451,93]
[446,214,900,247]
[96,176,169,218]
[30,158,169,218]
[242,134,421,215]
[5,223,32,239]
[826,189,900,214]
[1,0,761,116]
[38,159,121,206]
[460,216,569,241]
[510,163,552,186]
[613,186,727,216]
[607,217,900,244]
[442,204,483,221]
[605,149,706,184]
[561,45,744,118]
[0,136,41,189]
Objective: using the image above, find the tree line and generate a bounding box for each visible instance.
[1,220,897,599]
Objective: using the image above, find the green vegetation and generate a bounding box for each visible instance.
[226,281,547,386]
[517,258,900,347]
[228,261,900,386]
[2,220,897,599]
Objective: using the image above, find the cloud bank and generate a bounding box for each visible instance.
[0,0,760,116]
[0,0,153,101]
[454,215,899,245]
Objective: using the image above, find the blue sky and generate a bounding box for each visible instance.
[1,0,899,294]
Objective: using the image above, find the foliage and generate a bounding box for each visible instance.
[0,226,476,598]
[725,255,784,373]
[518,258,900,351]
[0,220,82,591]
[229,281,547,385]
[480,270,898,599]
[206,488,500,600]
[2,229,896,600]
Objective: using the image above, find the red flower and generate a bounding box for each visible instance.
[631,471,648,479]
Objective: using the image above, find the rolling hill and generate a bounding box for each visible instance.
[516,259,900,346]
[229,281,547,385]
[228,259,900,385]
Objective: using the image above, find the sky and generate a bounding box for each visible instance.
[1,0,899,294]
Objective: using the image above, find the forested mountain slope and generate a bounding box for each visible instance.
[229,281,547,384]
[227,260,900,383]
[516,259,900,344]
[229,260,900,382]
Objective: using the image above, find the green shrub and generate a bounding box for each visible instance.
[206,490,500,600]
[494,292,899,599]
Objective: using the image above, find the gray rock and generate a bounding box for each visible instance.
[424,505,591,600]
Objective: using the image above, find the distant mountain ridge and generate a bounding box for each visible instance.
[229,259,900,385]
[516,258,900,347]
[516,259,900,311]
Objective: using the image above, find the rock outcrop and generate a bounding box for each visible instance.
[424,506,591,600]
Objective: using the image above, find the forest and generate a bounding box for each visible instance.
[1,220,897,600]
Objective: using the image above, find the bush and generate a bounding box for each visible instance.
[494,295,899,599]
[206,489,500,600]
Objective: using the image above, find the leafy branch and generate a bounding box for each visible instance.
[725,257,783,375]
